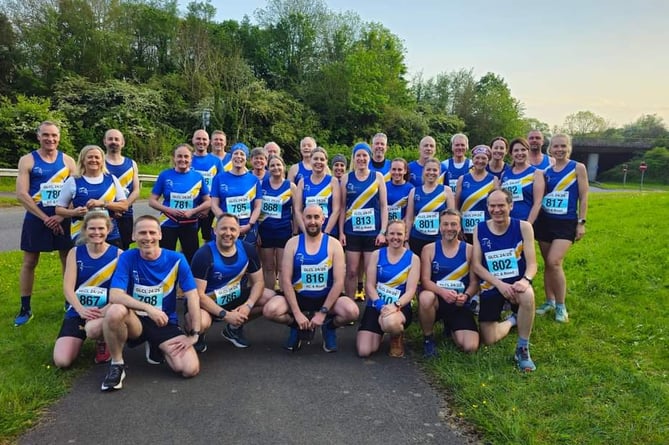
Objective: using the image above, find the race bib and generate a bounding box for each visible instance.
[132,284,164,308]
[305,196,329,218]
[226,196,251,219]
[170,192,194,210]
[301,264,328,291]
[352,208,375,232]
[436,279,465,294]
[462,211,485,234]
[414,212,439,235]
[484,248,519,279]
[376,283,401,304]
[75,286,108,308]
[214,283,241,306]
[261,195,283,219]
[542,191,569,215]
[196,170,213,188]
[40,183,63,207]
[502,179,523,201]
[388,205,401,221]
[448,179,458,193]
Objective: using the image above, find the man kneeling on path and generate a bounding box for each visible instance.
[263,204,358,352]
[188,213,275,352]
[100,215,202,391]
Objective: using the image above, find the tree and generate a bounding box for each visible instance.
[0,13,20,95]
[468,72,525,144]
[623,114,668,140]
[561,110,609,135]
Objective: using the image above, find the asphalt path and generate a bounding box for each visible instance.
[19,314,474,445]
[0,201,158,252]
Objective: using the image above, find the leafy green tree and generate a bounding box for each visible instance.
[468,72,525,144]
[622,114,668,141]
[0,95,74,167]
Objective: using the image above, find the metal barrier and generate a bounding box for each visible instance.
[0,168,158,183]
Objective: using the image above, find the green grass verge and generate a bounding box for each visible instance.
[412,191,669,444]
[0,192,667,443]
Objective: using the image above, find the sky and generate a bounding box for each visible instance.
[191,0,669,129]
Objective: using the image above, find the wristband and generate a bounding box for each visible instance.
[463,292,472,300]
[245,303,254,310]
[374,299,385,311]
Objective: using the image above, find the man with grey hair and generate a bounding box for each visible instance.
[264,141,281,158]
[14,121,77,326]
[369,132,391,181]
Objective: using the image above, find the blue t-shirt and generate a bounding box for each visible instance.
[152,169,210,228]
[211,171,261,227]
[190,240,260,307]
[111,248,196,325]
[192,153,223,190]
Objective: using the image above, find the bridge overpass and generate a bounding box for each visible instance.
[569,138,655,181]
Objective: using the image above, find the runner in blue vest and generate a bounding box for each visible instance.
[472,189,538,372]
[191,129,223,242]
[287,136,317,184]
[356,220,420,358]
[419,209,479,357]
[259,155,296,291]
[528,129,554,170]
[534,134,589,323]
[501,137,544,223]
[263,205,359,352]
[487,136,509,181]
[442,133,473,192]
[53,212,121,368]
[14,121,77,326]
[104,129,140,250]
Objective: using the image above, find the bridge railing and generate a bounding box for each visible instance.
[0,168,158,184]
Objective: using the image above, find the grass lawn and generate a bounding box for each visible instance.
[0,192,667,443]
[413,191,669,444]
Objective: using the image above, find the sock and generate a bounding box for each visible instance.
[556,303,566,311]
[20,296,31,311]
[110,360,124,366]
[546,300,556,307]
[506,313,518,327]
[517,337,529,349]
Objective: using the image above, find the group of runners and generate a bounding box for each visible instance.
[14,122,588,392]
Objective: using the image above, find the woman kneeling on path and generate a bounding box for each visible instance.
[53,211,122,368]
[356,220,420,358]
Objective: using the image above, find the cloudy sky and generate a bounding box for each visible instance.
[200,0,669,128]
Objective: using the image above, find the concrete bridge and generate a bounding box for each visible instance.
[569,138,655,181]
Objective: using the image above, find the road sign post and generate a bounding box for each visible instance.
[639,162,647,191]
[622,164,628,188]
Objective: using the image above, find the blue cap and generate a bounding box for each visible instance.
[352,142,372,157]
[231,142,249,157]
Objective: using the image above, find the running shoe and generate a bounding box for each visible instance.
[14,309,33,327]
[222,324,250,348]
[145,342,164,365]
[423,337,438,358]
[536,301,555,315]
[514,346,536,372]
[100,364,126,391]
[321,324,337,353]
[555,306,569,323]
[468,295,480,316]
[354,289,365,301]
[283,327,301,352]
[94,340,111,364]
[388,333,405,358]
[194,332,208,353]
